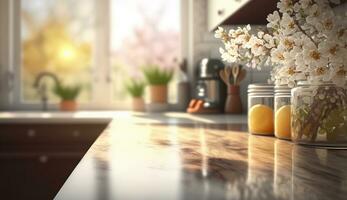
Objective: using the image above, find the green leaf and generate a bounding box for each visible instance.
[143,65,173,85]
[53,83,81,101]
[125,79,146,97]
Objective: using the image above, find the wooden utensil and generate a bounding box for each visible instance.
[224,67,232,84]
[236,68,247,85]
[219,70,230,86]
[232,65,240,85]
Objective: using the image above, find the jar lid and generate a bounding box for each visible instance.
[248,83,274,89]
[248,83,274,94]
[274,85,291,94]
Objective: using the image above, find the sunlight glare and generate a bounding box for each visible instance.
[60,45,76,61]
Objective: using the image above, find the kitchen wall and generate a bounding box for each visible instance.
[184,0,270,112]
[0,0,11,108]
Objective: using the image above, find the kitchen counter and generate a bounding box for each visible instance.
[0,111,246,124]
[54,116,347,200]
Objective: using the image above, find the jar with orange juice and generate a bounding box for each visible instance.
[248,84,274,135]
[274,85,291,140]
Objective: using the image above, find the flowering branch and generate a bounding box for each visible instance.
[215,0,347,87]
[293,17,318,48]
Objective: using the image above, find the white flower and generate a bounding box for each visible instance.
[299,0,312,9]
[277,0,293,13]
[280,36,295,50]
[215,0,346,87]
[280,13,296,35]
[214,27,230,42]
[267,11,280,29]
[307,4,320,18]
[318,41,343,64]
[214,27,224,38]
[251,44,266,57]
[303,42,329,68]
[271,48,285,64]
[257,31,265,39]
[293,3,301,12]
[226,43,239,56]
[235,32,251,44]
[307,65,331,84]
[314,9,335,34]
[294,50,306,70]
[220,48,235,63]
[263,34,276,49]
[271,65,300,87]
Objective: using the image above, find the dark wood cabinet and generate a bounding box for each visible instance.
[0,122,108,199]
[208,0,278,31]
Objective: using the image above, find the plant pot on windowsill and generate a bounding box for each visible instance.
[125,78,146,112]
[60,100,77,111]
[132,97,145,112]
[146,84,170,113]
[149,84,168,103]
[143,65,173,105]
[53,83,81,112]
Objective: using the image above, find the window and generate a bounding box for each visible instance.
[110,0,181,104]
[4,0,181,110]
[21,0,96,103]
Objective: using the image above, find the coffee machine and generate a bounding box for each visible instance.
[187,58,226,113]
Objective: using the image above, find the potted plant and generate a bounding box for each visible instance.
[143,65,173,104]
[53,83,81,111]
[125,79,146,111]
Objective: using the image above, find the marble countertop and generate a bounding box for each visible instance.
[54,117,347,200]
[0,111,246,124]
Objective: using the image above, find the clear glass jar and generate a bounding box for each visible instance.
[274,85,291,140]
[291,83,347,147]
[248,84,274,135]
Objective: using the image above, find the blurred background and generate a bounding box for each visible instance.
[0,0,182,110]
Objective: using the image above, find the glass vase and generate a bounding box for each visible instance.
[291,83,347,147]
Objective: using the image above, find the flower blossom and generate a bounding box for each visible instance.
[215,0,347,87]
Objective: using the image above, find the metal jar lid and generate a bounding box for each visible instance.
[248,83,274,95]
[274,85,291,94]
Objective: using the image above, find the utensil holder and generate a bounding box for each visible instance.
[225,85,242,114]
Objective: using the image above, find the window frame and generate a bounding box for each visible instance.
[0,0,185,111]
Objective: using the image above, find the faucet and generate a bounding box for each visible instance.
[33,72,60,111]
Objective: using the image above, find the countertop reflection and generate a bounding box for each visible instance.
[55,122,347,200]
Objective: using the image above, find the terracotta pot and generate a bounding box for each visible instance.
[132,97,145,112]
[150,85,168,103]
[60,100,77,111]
[225,85,242,114]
